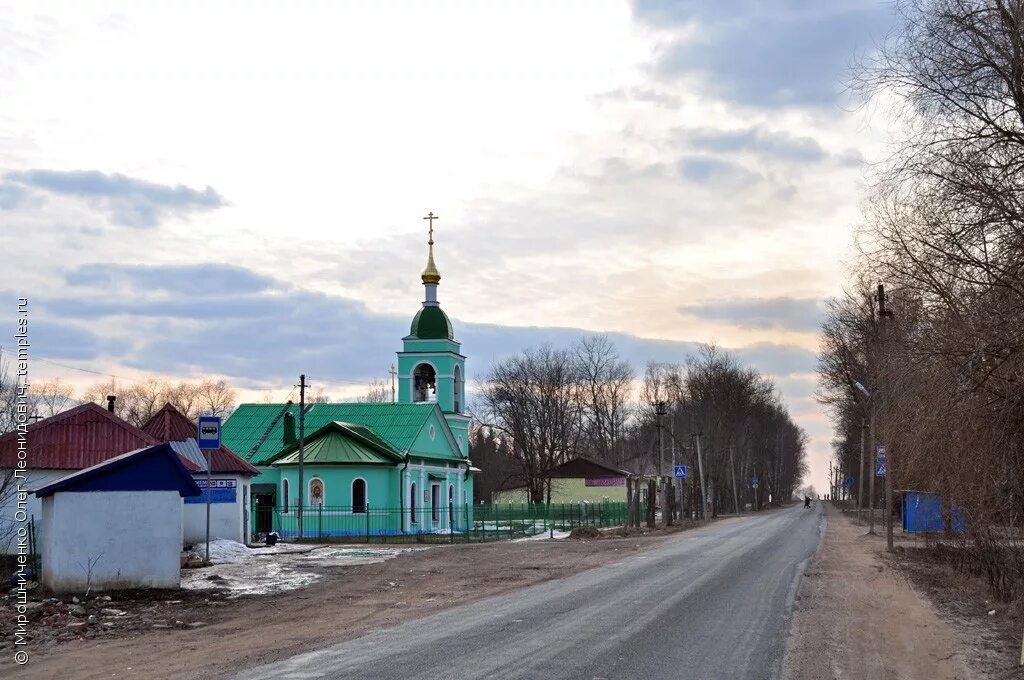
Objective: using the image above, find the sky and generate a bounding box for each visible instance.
[0,0,898,493]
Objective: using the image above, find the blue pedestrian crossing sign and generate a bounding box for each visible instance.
[198,415,222,450]
[673,465,688,479]
[875,445,887,478]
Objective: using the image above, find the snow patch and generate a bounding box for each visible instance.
[190,539,252,564]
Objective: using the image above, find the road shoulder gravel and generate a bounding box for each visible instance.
[782,503,973,680]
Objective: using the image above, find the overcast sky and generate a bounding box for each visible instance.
[0,0,897,493]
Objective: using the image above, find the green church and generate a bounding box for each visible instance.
[222,220,475,537]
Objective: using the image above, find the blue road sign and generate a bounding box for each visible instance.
[673,465,688,479]
[875,445,887,478]
[843,476,854,488]
[198,415,222,450]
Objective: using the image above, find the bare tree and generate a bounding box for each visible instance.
[480,345,585,503]
[828,0,1024,598]
[31,379,76,418]
[358,379,389,404]
[574,335,633,464]
[81,377,238,426]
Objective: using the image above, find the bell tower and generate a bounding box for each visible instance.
[397,213,470,456]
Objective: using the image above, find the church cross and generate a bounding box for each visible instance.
[423,212,439,242]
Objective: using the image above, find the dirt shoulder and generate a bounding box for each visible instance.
[891,540,1024,678]
[2,531,684,680]
[783,504,974,680]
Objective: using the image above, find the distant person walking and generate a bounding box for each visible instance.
[804,496,811,509]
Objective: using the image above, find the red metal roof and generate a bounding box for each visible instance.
[0,402,157,470]
[206,447,260,476]
[141,403,197,442]
[142,403,259,476]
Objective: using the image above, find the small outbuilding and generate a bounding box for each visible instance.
[35,443,200,592]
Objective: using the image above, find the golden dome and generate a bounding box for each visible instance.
[421,212,441,285]
[421,241,441,285]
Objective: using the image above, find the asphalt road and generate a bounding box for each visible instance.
[237,504,825,680]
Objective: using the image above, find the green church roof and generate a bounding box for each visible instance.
[224,401,464,466]
[272,421,404,466]
[409,305,453,340]
[221,403,298,465]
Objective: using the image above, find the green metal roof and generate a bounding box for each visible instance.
[221,403,297,465]
[409,305,453,340]
[273,422,403,466]
[223,401,463,465]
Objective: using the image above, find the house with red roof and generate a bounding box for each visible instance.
[0,401,157,555]
[0,400,258,555]
[141,403,258,544]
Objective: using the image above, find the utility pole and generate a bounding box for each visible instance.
[858,417,866,518]
[694,432,709,520]
[389,363,397,404]
[655,401,667,476]
[655,401,667,525]
[671,418,679,519]
[877,283,895,551]
[868,402,877,534]
[728,444,739,515]
[298,374,307,539]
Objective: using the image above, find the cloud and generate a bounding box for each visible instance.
[591,86,682,108]
[682,127,826,164]
[0,182,28,209]
[678,296,825,333]
[677,156,760,185]
[4,169,224,227]
[65,263,275,297]
[631,0,893,107]
[28,263,818,390]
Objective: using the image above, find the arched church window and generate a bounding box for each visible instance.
[310,478,325,507]
[453,365,463,412]
[352,478,367,514]
[413,363,437,402]
[410,483,418,523]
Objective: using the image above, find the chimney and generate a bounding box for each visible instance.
[283,411,297,447]
[106,395,117,413]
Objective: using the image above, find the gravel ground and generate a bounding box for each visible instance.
[0,532,686,680]
[891,545,1024,679]
[783,504,975,680]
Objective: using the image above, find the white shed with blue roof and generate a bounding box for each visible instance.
[35,443,201,592]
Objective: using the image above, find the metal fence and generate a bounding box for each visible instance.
[257,501,642,544]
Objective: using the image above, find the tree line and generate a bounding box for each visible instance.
[819,0,1024,599]
[0,361,239,433]
[474,336,808,513]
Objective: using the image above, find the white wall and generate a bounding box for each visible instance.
[182,475,249,546]
[41,490,183,592]
[0,469,75,556]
